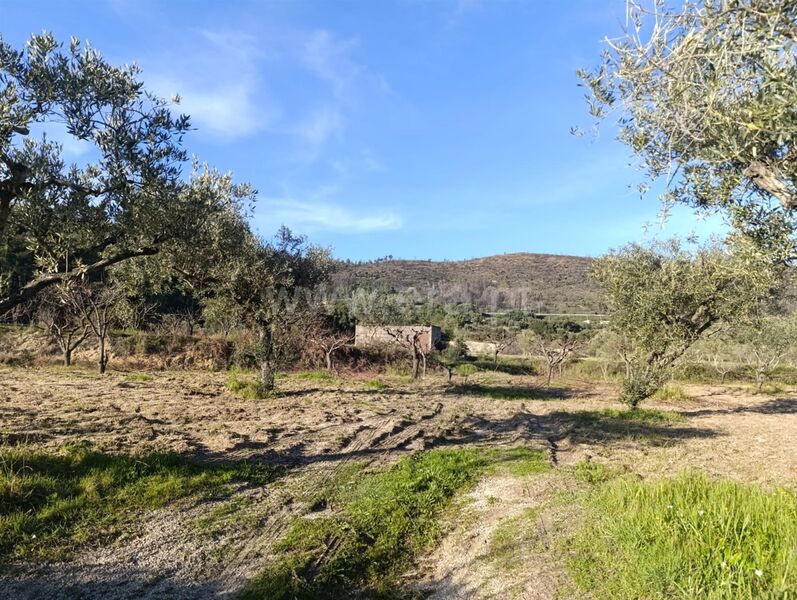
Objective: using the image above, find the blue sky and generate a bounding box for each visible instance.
[3,0,726,260]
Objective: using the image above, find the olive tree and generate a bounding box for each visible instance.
[0,34,242,314]
[592,239,780,407]
[67,279,123,374]
[581,1,797,257]
[217,227,331,393]
[735,314,797,393]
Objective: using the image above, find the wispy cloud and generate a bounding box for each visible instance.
[158,79,280,139]
[300,29,360,102]
[263,199,403,233]
[294,107,344,146]
[147,28,277,140]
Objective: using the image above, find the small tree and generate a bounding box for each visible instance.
[438,338,468,382]
[306,315,354,372]
[536,334,582,386]
[480,326,515,369]
[218,227,331,393]
[587,328,627,381]
[735,315,797,393]
[384,327,429,380]
[698,333,738,384]
[592,239,780,407]
[68,280,121,374]
[35,288,89,366]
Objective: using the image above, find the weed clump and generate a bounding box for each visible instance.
[227,366,269,399]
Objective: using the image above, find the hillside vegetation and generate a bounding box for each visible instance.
[332,253,604,314]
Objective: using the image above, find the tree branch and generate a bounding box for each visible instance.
[0,245,159,315]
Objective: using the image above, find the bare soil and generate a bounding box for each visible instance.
[1,366,795,599]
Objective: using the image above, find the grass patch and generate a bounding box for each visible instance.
[452,363,479,380]
[485,446,551,477]
[758,381,787,396]
[596,407,686,424]
[0,443,280,562]
[567,472,797,599]
[125,372,153,383]
[241,445,549,599]
[481,507,541,570]
[363,379,387,391]
[652,385,691,403]
[193,496,257,537]
[227,366,269,400]
[569,460,623,485]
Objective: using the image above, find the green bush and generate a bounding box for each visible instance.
[293,370,337,383]
[364,379,387,390]
[453,363,478,380]
[652,385,691,402]
[568,472,797,599]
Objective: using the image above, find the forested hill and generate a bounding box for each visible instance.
[331,253,606,314]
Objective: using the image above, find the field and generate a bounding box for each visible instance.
[1,364,795,599]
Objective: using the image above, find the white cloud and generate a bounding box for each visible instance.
[158,78,280,139]
[146,28,278,140]
[264,199,403,233]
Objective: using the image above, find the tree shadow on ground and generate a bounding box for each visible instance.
[546,409,721,447]
[685,397,797,418]
[274,386,418,398]
[447,383,578,401]
[471,359,536,376]
[0,564,226,600]
[242,405,721,468]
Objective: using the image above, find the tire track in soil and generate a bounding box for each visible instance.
[214,399,448,592]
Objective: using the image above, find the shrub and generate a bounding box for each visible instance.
[453,363,478,381]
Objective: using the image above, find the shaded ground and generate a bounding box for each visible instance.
[0,366,795,598]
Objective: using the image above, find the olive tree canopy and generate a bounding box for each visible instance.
[592,238,781,406]
[0,33,211,314]
[215,226,333,392]
[581,0,797,257]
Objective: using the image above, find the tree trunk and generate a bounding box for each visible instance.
[411,346,420,380]
[325,350,333,371]
[259,325,276,391]
[493,350,499,370]
[261,361,276,391]
[98,336,107,374]
[546,364,553,386]
[64,348,72,367]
